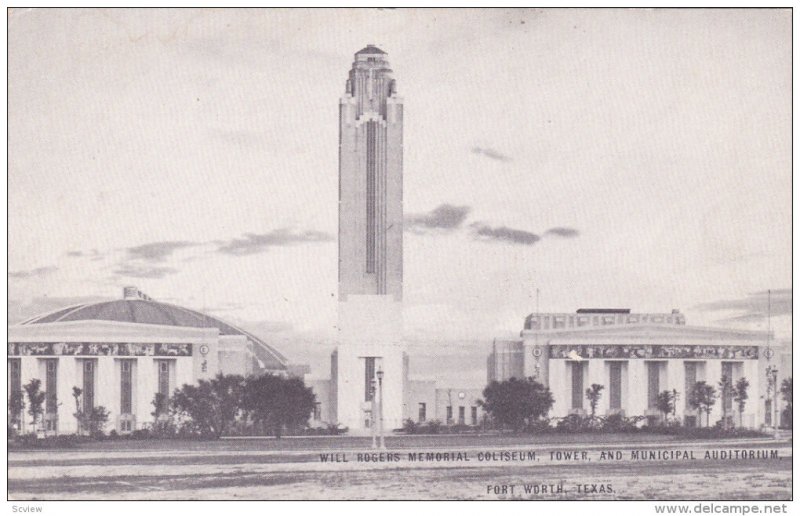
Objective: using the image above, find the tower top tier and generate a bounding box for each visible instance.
[345,45,398,119]
[356,44,387,55]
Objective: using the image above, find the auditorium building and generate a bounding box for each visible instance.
[487,308,785,428]
[8,287,291,435]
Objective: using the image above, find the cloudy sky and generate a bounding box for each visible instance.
[8,9,791,386]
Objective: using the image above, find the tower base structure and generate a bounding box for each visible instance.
[331,295,407,434]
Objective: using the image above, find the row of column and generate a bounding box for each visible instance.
[549,359,761,427]
[9,356,191,434]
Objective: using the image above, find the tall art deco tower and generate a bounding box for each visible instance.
[332,45,407,432]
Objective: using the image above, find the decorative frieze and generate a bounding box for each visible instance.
[8,342,193,357]
[549,344,758,360]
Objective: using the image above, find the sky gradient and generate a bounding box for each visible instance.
[8,9,791,386]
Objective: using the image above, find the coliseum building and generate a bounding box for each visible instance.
[8,287,290,435]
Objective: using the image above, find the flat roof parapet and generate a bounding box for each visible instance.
[576,308,631,314]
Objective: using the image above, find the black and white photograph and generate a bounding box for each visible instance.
[5,6,794,505]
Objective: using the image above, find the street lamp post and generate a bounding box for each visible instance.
[377,369,385,449]
[371,377,378,449]
[765,365,779,439]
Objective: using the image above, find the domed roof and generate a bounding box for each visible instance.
[20,289,287,371]
[356,44,386,55]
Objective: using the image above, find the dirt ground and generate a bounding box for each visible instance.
[8,435,792,500]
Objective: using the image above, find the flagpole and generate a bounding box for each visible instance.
[768,290,779,439]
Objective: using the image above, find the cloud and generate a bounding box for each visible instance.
[113,264,179,279]
[471,147,511,162]
[545,227,580,238]
[718,313,771,324]
[695,289,792,322]
[470,222,540,245]
[8,266,58,279]
[405,204,471,232]
[217,228,333,256]
[126,240,198,262]
[67,249,105,261]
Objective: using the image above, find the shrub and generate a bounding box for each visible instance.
[150,418,178,438]
[326,423,348,435]
[645,425,766,439]
[87,406,110,437]
[9,434,92,450]
[447,424,473,434]
[600,414,644,433]
[524,418,553,434]
[555,414,593,433]
[402,418,419,434]
[130,428,152,440]
[426,420,443,434]
[482,377,554,432]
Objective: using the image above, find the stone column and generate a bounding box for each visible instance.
[741,359,760,428]
[666,359,684,421]
[627,360,647,417]
[549,360,568,418]
[136,357,156,431]
[95,357,116,430]
[704,360,722,427]
[587,359,607,415]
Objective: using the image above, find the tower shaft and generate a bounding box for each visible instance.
[338,46,403,301]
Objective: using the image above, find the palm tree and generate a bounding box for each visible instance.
[717,375,733,430]
[732,377,750,428]
[656,390,675,423]
[585,384,604,418]
[688,381,717,427]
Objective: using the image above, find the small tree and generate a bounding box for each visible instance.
[585,384,604,418]
[688,381,717,427]
[732,377,750,428]
[86,406,110,436]
[150,393,176,437]
[242,374,316,437]
[152,392,167,418]
[23,379,46,435]
[72,387,84,435]
[9,390,25,430]
[671,389,680,417]
[717,375,733,430]
[780,377,792,429]
[480,377,554,432]
[171,374,245,438]
[656,390,675,423]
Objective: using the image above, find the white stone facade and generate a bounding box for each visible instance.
[516,311,776,428]
[8,320,220,435]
